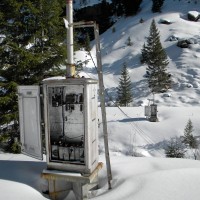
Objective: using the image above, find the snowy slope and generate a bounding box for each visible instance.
[75,0,200,106]
[98,107,200,158]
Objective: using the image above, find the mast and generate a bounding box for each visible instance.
[66,0,75,77]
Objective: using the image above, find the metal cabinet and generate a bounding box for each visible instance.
[18,78,98,174]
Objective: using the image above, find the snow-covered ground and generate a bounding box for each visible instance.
[1,0,200,199]
[1,106,200,200]
[1,152,200,200]
[99,107,200,158]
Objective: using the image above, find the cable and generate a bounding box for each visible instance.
[86,49,164,157]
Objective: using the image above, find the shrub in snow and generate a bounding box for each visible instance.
[112,26,116,33]
[188,11,200,21]
[176,38,197,48]
[140,18,144,23]
[163,93,171,97]
[177,39,190,48]
[126,36,133,46]
[165,137,186,158]
[168,35,179,41]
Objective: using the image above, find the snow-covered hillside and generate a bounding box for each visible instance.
[76,0,200,106]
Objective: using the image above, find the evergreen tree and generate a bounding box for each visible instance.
[0,0,66,126]
[152,0,164,13]
[182,119,198,159]
[182,119,197,149]
[141,19,171,93]
[117,63,133,106]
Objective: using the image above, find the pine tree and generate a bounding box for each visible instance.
[182,119,198,159]
[152,0,165,13]
[142,19,171,93]
[182,119,197,149]
[117,63,133,106]
[0,0,66,126]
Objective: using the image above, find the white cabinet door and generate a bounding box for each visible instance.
[18,86,43,160]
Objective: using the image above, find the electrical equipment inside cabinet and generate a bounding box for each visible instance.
[48,85,85,164]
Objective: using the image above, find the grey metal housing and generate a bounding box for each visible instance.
[42,78,98,174]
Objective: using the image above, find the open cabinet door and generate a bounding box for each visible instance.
[18,86,43,160]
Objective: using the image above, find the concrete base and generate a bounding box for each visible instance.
[41,162,103,200]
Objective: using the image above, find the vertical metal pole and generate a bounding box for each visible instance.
[94,23,112,189]
[66,0,75,77]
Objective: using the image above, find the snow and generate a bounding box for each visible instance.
[2,152,200,200]
[2,0,200,199]
[1,106,200,200]
[91,157,200,200]
[0,154,48,200]
[42,76,66,81]
[188,11,200,18]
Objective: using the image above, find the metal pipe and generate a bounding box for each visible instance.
[66,0,75,77]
